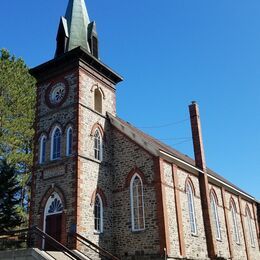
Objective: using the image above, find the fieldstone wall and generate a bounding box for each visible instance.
[239,199,260,260]
[111,129,161,259]
[208,184,230,259]
[162,162,181,258]
[76,69,116,254]
[177,169,209,260]
[31,71,78,244]
[223,192,247,260]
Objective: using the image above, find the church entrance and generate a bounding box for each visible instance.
[43,192,64,251]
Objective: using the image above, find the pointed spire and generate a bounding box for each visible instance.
[55,0,100,57]
[65,0,90,52]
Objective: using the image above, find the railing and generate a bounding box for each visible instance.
[69,232,120,260]
[0,226,82,260]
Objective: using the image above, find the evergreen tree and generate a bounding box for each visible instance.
[0,49,36,224]
[0,159,22,232]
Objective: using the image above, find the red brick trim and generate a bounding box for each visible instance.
[47,121,63,137]
[172,164,186,257]
[209,188,220,206]
[90,187,108,207]
[184,177,197,197]
[238,196,250,260]
[38,186,67,214]
[75,69,81,248]
[90,122,105,140]
[125,167,147,188]
[154,157,170,256]
[90,84,106,99]
[44,79,69,109]
[64,121,74,131]
[252,203,260,249]
[230,197,239,213]
[221,187,234,259]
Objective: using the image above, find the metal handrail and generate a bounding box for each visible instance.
[71,232,120,260]
[0,226,82,260]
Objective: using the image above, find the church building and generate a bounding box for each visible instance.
[29,0,260,259]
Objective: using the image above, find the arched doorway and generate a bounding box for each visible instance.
[43,192,64,250]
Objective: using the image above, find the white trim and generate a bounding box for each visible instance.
[51,126,62,161]
[94,193,104,234]
[159,150,255,201]
[94,129,103,161]
[210,193,222,240]
[130,173,145,232]
[66,127,73,156]
[186,182,197,235]
[39,135,46,164]
[42,192,63,249]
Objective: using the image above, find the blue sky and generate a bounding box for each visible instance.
[1,0,259,199]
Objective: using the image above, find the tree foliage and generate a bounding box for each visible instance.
[0,159,22,232]
[0,49,36,223]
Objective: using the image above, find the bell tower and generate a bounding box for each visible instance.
[29,0,122,250]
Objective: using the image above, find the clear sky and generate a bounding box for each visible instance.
[1,0,259,199]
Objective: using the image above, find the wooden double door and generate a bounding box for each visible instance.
[44,213,62,251]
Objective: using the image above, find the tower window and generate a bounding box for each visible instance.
[39,135,46,164]
[94,88,102,113]
[230,201,240,244]
[210,192,221,240]
[51,127,61,160]
[94,129,102,161]
[94,194,103,233]
[66,127,73,156]
[130,174,145,231]
[186,181,197,235]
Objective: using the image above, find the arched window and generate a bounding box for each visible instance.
[39,135,46,164]
[94,88,102,113]
[94,194,103,233]
[230,201,240,244]
[94,129,102,161]
[130,174,145,231]
[246,208,255,247]
[210,192,221,240]
[186,181,197,235]
[51,127,61,160]
[66,127,73,156]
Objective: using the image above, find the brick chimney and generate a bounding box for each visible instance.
[189,101,216,259]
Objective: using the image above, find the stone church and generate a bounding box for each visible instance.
[29,0,260,259]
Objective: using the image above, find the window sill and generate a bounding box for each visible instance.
[94,231,103,235]
[131,228,145,233]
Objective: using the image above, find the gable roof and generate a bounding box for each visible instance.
[108,113,256,201]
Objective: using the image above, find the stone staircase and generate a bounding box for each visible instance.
[0,248,92,260]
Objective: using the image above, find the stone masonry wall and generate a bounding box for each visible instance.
[239,199,260,260]
[76,69,116,254]
[111,129,161,259]
[162,162,181,258]
[208,184,230,259]
[224,192,247,260]
[31,71,78,241]
[177,169,209,260]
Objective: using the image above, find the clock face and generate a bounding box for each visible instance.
[49,82,66,105]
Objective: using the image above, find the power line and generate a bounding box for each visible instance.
[137,118,189,129]
[158,136,191,141]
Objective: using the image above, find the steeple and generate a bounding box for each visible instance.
[55,0,99,58]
